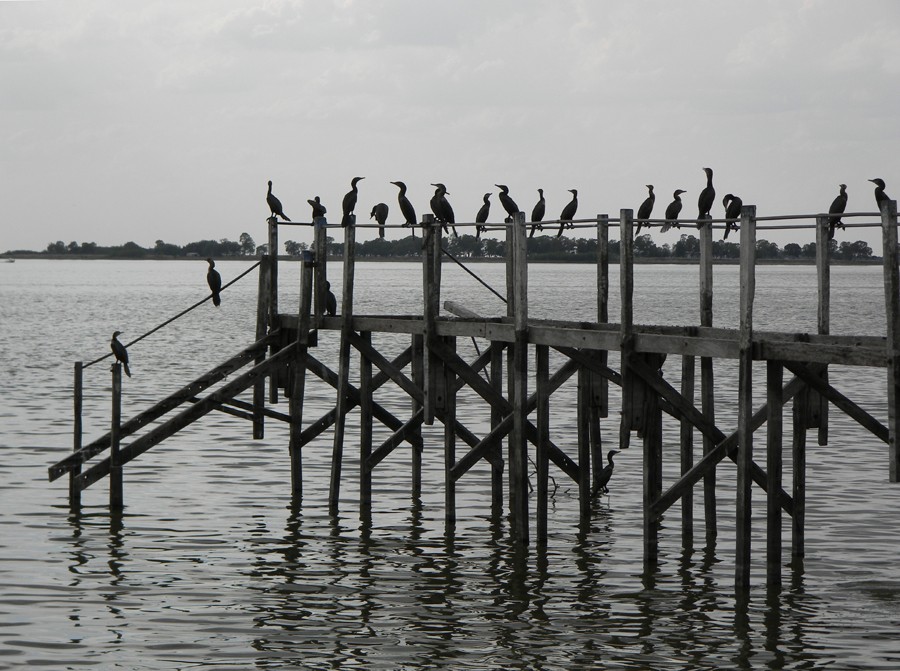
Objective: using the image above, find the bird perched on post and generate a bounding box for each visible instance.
[307,196,327,220]
[206,258,222,307]
[371,203,389,239]
[827,184,848,240]
[475,192,491,239]
[390,181,418,236]
[697,167,715,227]
[722,193,743,239]
[557,189,578,238]
[266,180,291,221]
[495,184,519,222]
[341,177,364,227]
[430,183,457,236]
[110,331,131,377]
[635,184,655,237]
[870,178,890,210]
[530,188,545,238]
[662,189,686,232]
[325,281,337,316]
[594,449,620,495]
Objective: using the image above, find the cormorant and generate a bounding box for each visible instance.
[594,449,620,495]
[722,193,742,240]
[266,180,291,221]
[827,184,848,240]
[206,258,222,307]
[870,178,890,210]
[475,192,491,239]
[390,181,418,235]
[557,189,578,238]
[635,184,655,237]
[430,183,457,236]
[662,189,686,232]
[495,184,519,222]
[307,196,327,220]
[530,188,545,238]
[110,331,131,377]
[325,281,337,316]
[341,176,365,227]
[697,167,715,227]
[371,202,389,239]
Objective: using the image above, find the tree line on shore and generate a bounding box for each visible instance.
[15,231,875,262]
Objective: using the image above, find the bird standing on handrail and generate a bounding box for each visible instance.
[475,192,491,239]
[635,184,655,237]
[594,449,620,495]
[266,180,291,221]
[371,202,389,239]
[557,189,578,237]
[430,183,457,237]
[697,167,715,227]
[662,189,686,232]
[495,184,519,222]
[870,178,890,211]
[530,188,545,238]
[827,184,847,240]
[206,258,222,307]
[307,196,327,220]
[110,331,132,377]
[341,177,364,227]
[722,193,742,240]
[390,181,418,236]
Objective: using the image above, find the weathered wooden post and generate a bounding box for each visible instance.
[444,336,457,526]
[267,218,279,404]
[313,217,328,328]
[814,214,831,445]
[792,386,808,559]
[881,199,900,482]
[592,214,609,490]
[289,250,314,500]
[619,209,635,452]
[422,214,443,425]
[329,217,356,512]
[736,204,757,591]
[535,343,550,544]
[699,220,716,541]
[253,253,271,439]
[411,333,424,497]
[509,211,529,543]
[577,366,591,520]
[71,361,83,511]
[766,359,783,587]
[490,341,504,513]
[359,330,373,515]
[110,363,123,512]
[680,339,695,546]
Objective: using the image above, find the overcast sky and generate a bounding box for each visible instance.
[2,0,898,253]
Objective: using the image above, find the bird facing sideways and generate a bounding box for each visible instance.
[341,177,365,227]
[430,183,457,237]
[475,192,491,239]
[371,202,389,239]
[697,167,715,227]
[722,193,742,240]
[206,258,222,307]
[530,188,545,238]
[662,189,686,232]
[110,331,131,377]
[870,178,889,210]
[635,184,655,237]
[495,184,519,222]
[827,184,848,240]
[390,181,418,234]
[557,189,578,238]
[595,449,621,495]
[266,180,291,221]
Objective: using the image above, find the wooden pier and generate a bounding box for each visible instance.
[49,200,900,590]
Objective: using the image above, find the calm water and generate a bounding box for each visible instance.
[1,258,899,670]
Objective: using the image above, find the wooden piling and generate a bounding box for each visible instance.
[592,215,609,491]
[109,363,123,511]
[411,333,424,498]
[267,219,280,404]
[360,331,373,514]
[766,360,783,587]
[422,214,441,425]
[643,371,662,566]
[313,217,327,328]
[71,361,83,511]
[536,344,550,544]
[490,341,504,513]
[792,386,808,558]
[680,349,695,546]
[253,255,271,439]
[444,336,457,526]
[699,221,716,542]
[814,214,830,444]
[577,366,591,520]
[289,251,314,499]
[619,208,635,452]
[509,211,529,543]
[881,199,900,482]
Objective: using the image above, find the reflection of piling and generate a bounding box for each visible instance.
[71,361,83,512]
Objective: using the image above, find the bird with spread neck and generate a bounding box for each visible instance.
[870,178,890,211]
[206,258,222,307]
[495,184,519,222]
[594,449,620,495]
[557,189,578,238]
[475,192,491,239]
[307,196,327,220]
[662,189,686,232]
[110,331,131,377]
[390,181,418,236]
[827,184,848,240]
[530,188,545,238]
[341,177,364,227]
[371,202,389,239]
[722,193,742,240]
[430,183,457,237]
[635,184,655,237]
[266,180,291,221]
[697,167,715,227]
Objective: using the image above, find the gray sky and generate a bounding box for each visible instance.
[2,0,898,253]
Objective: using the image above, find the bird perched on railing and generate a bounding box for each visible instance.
[430,183,457,237]
[475,192,491,239]
[557,189,578,237]
[662,189,686,232]
[495,184,519,222]
[594,449,620,495]
[206,258,222,307]
[870,178,890,210]
[827,184,848,240]
[722,193,742,240]
[341,177,364,227]
[307,196,327,220]
[390,181,418,236]
[530,188,545,238]
[697,167,715,227]
[371,202,389,238]
[266,180,291,221]
[110,331,131,377]
[635,184,655,237]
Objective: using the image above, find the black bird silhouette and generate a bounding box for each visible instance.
[827,184,848,240]
[475,192,491,238]
[697,167,715,227]
[530,188,545,238]
[722,193,742,240]
[635,184,655,237]
[662,189,686,232]
[341,177,364,227]
[371,202,389,238]
[557,189,578,238]
[390,181,418,235]
[325,281,337,316]
[206,258,222,307]
[110,331,131,377]
[266,180,291,221]
[870,178,890,210]
[594,449,621,495]
[430,183,457,236]
[307,196,327,220]
[495,184,519,221]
